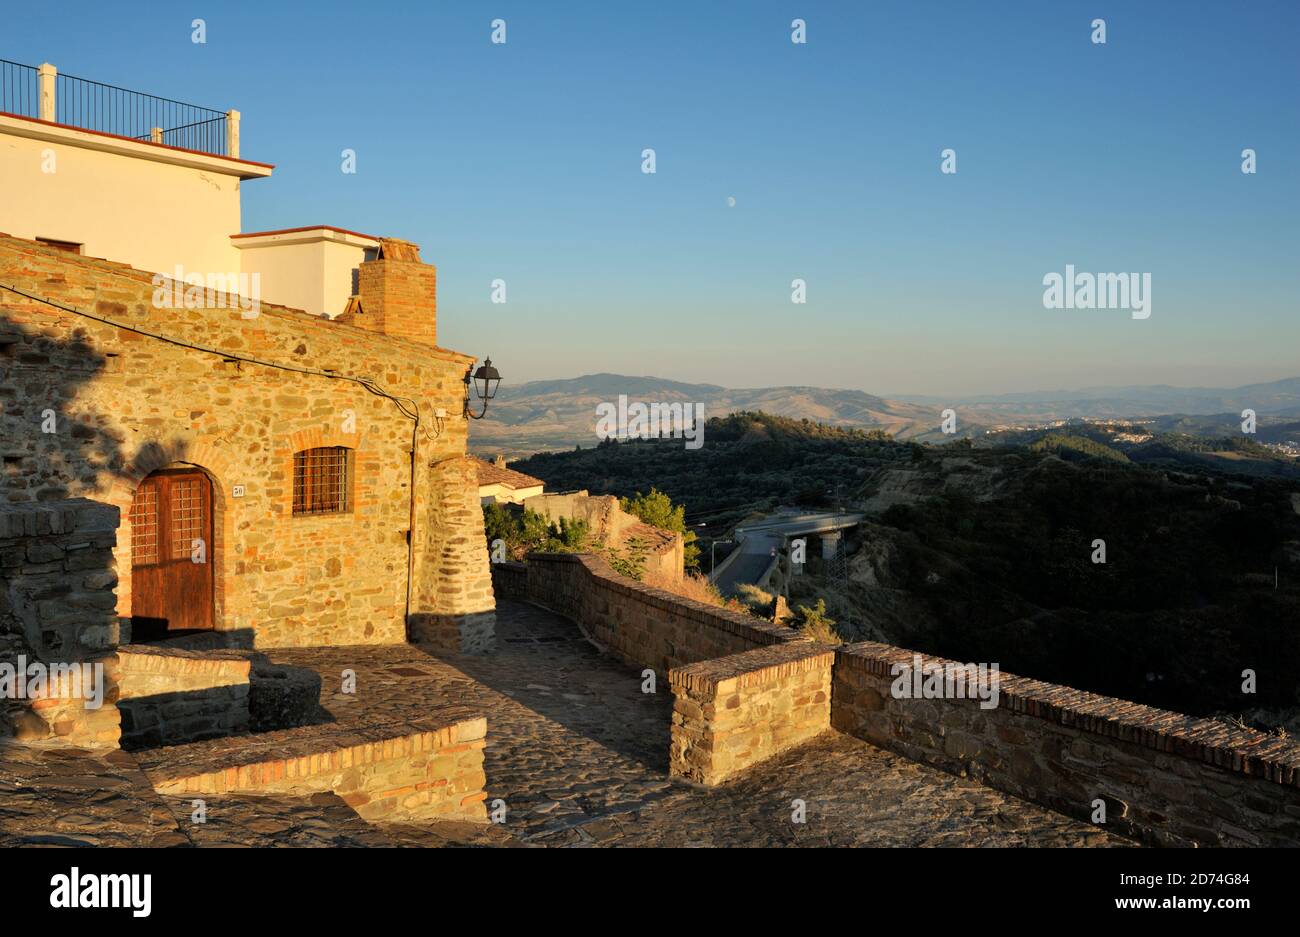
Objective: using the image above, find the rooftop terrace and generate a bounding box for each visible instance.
[0,58,237,158]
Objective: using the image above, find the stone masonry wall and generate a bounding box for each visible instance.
[0,499,122,659]
[0,233,493,648]
[114,645,250,750]
[0,499,122,747]
[500,554,1300,842]
[511,553,802,675]
[523,491,684,581]
[408,456,495,653]
[832,642,1300,847]
[669,642,834,785]
[489,560,527,601]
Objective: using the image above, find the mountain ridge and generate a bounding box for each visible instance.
[470,373,1300,455]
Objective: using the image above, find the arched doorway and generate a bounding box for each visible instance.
[128,467,215,641]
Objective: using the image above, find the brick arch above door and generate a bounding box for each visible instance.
[104,437,236,626]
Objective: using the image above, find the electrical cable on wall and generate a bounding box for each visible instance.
[0,277,458,627]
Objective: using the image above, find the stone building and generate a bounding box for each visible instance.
[0,61,495,655]
[474,456,545,505]
[523,490,684,581]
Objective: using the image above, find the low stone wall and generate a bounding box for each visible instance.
[143,710,489,822]
[489,561,528,601]
[114,645,251,750]
[669,643,834,785]
[494,552,1300,842]
[0,499,123,660]
[0,499,123,747]
[5,676,121,748]
[832,642,1300,847]
[499,553,801,674]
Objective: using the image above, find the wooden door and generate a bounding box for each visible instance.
[129,468,214,639]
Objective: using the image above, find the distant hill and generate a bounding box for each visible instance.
[899,377,1300,424]
[986,419,1300,480]
[469,373,1300,457]
[508,410,1300,719]
[469,373,940,455]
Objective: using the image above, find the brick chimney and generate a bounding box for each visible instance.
[352,238,437,347]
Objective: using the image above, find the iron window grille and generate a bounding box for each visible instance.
[293,447,353,516]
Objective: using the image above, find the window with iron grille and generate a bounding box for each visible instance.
[293,447,352,515]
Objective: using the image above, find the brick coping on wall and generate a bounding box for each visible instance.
[839,641,1300,787]
[669,642,834,697]
[113,644,252,681]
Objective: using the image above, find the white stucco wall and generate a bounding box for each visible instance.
[0,114,381,319]
[480,483,545,506]
[0,115,265,281]
[235,229,376,317]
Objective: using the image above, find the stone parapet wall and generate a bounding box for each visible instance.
[510,552,801,674]
[832,642,1300,847]
[114,644,251,750]
[669,642,834,785]
[493,552,1299,842]
[489,561,527,601]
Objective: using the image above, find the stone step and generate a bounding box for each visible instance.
[135,709,489,822]
[114,644,251,751]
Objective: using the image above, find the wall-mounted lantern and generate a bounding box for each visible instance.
[464,356,501,419]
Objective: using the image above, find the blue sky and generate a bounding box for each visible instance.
[6,1,1298,396]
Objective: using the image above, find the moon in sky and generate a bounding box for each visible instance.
[727,196,736,207]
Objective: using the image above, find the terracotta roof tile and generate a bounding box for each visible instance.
[472,457,544,491]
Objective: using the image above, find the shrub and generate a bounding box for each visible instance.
[794,598,841,645]
[605,535,649,580]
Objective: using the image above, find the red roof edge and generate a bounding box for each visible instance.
[232,225,381,242]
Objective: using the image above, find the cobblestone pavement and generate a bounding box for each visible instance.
[0,744,517,847]
[0,743,187,847]
[0,600,1131,847]
[270,600,1130,848]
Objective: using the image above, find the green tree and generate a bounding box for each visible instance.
[545,516,589,552]
[620,487,700,570]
